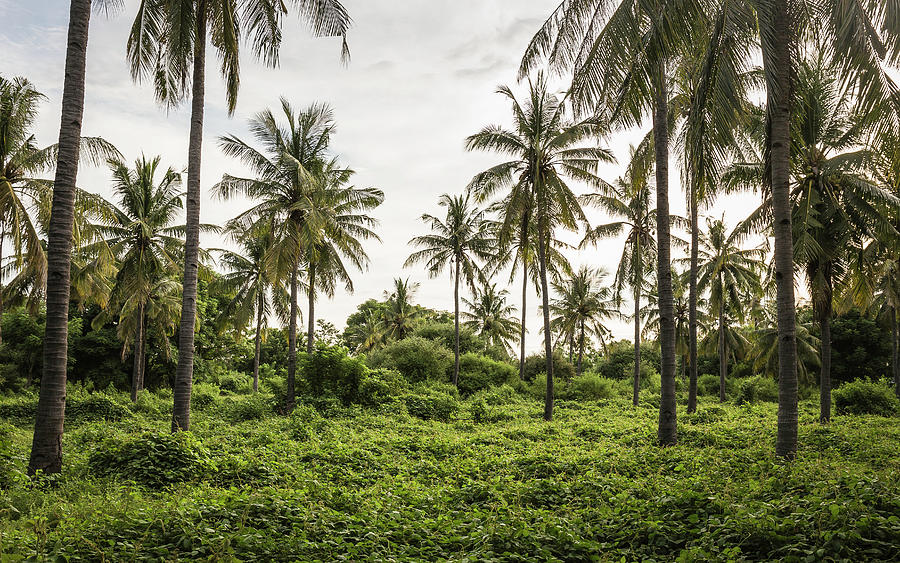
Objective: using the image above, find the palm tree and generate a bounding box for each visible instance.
[304,161,383,354]
[215,100,337,412]
[127,0,352,431]
[405,193,494,386]
[549,266,615,377]
[215,222,287,392]
[641,271,706,382]
[28,0,122,474]
[462,283,521,357]
[381,278,420,342]
[694,217,765,402]
[88,156,185,401]
[581,156,656,406]
[465,74,610,420]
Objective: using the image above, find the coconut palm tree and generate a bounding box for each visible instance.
[641,271,707,382]
[86,156,186,401]
[304,161,383,354]
[549,266,616,377]
[695,217,766,402]
[24,0,122,472]
[462,283,521,357]
[406,193,495,386]
[381,278,420,342]
[215,222,287,392]
[465,74,610,420]
[581,154,656,406]
[127,0,352,431]
[215,100,337,412]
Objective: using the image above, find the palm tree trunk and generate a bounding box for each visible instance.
[171,2,206,432]
[633,271,641,407]
[453,258,460,387]
[654,63,678,447]
[718,296,726,403]
[760,0,798,459]
[518,213,530,382]
[306,262,316,354]
[819,269,833,423]
[0,225,5,346]
[253,292,263,393]
[538,221,554,421]
[131,303,145,402]
[286,265,298,412]
[892,306,899,398]
[688,183,699,413]
[29,0,92,475]
[577,318,584,378]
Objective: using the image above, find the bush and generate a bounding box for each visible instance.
[594,340,661,380]
[89,432,210,489]
[457,353,517,396]
[697,374,720,396]
[414,322,485,354]
[67,394,133,423]
[474,384,522,406]
[402,387,459,421]
[358,368,408,407]
[191,383,221,411]
[368,337,453,384]
[522,351,575,383]
[223,394,273,422]
[833,379,899,416]
[299,345,368,405]
[217,371,253,394]
[567,374,618,401]
[0,397,38,425]
[736,376,779,405]
[0,424,21,489]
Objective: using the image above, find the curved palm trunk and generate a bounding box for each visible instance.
[253,292,263,393]
[453,258,460,387]
[0,226,5,346]
[518,213,530,382]
[633,270,642,407]
[131,303,145,402]
[654,66,678,447]
[29,0,92,475]
[718,296,727,403]
[577,319,585,378]
[172,4,206,432]
[688,185,699,413]
[286,265,298,411]
[538,223,554,421]
[306,262,316,354]
[760,0,799,459]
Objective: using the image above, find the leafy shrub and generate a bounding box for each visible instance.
[594,340,661,380]
[217,371,253,394]
[191,383,221,411]
[736,376,779,405]
[697,373,720,396]
[358,368,407,407]
[368,337,453,384]
[0,424,21,489]
[414,322,485,354]
[475,384,522,406]
[0,397,38,425]
[89,432,210,489]
[67,394,133,423]
[522,351,575,382]
[457,353,517,396]
[567,374,618,401]
[403,388,459,421]
[223,394,273,422]
[299,345,367,405]
[833,379,899,416]
[470,398,488,423]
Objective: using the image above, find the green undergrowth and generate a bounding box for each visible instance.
[0,388,898,562]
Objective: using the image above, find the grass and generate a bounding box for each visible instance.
[0,386,898,561]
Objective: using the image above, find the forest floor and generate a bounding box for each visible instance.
[0,388,898,561]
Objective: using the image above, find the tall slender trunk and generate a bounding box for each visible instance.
[286,265,298,411]
[568,332,574,363]
[253,291,263,393]
[688,183,699,413]
[0,225,5,346]
[518,211,530,382]
[131,303,145,402]
[818,268,833,423]
[633,265,642,407]
[171,3,206,432]
[577,318,584,377]
[29,0,92,475]
[760,0,798,459]
[538,221,554,421]
[718,294,726,403]
[892,306,899,398]
[306,262,315,354]
[453,258,460,386]
[654,63,677,447]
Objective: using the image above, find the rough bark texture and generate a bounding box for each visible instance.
[818,268,833,423]
[29,0,92,475]
[633,282,641,407]
[286,266,298,412]
[253,292,263,393]
[171,3,206,432]
[761,0,799,459]
[453,258,460,387]
[893,307,899,398]
[131,304,145,402]
[538,223,554,421]
[307,263,316,354]
[0,227,5,346]
[688,186,699,413]
[577,319,584,377]
[518,212,530,382]
[654,68,678,447]
[718,297,727,403]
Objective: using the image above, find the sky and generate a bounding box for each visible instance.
[1,0,762,352]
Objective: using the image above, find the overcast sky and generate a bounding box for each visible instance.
[2,0,762,351]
